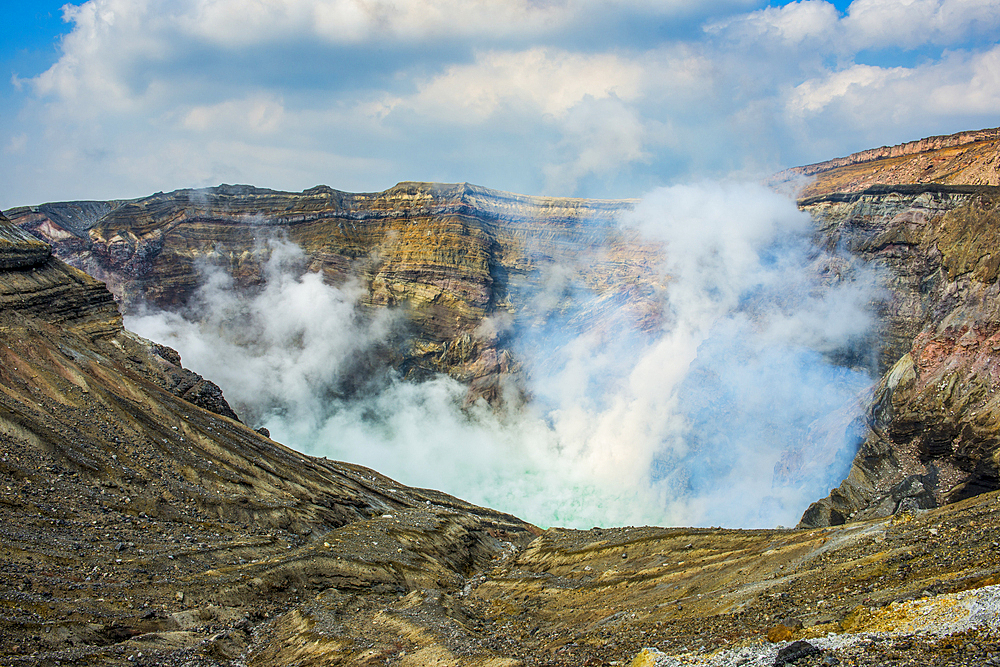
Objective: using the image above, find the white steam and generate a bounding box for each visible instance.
[128,240,400,428]
[125,183,877,529]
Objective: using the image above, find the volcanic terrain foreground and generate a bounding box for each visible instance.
[1,219,999,664]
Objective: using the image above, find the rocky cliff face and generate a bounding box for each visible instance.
[767,129,996,527]
[799,186,1000,526]
[771,127,1000,200]
[4,136,1000,665]
[769,128,1000,529]
[9,133,1000,530]
[7,183,659,403]
[0,210,537,664]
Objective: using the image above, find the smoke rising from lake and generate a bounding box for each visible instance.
[126,182,878,529]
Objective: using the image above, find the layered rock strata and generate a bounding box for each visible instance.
[1,221,998,665]
[0,212,537,664]
[7,183,659,403]
[6,128,1000,531]
[4,143,1000,665]
[771,127,1000,200]
[801,187,1000,526]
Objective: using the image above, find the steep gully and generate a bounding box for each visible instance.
[1,128,999,664]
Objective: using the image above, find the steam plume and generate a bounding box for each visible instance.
[126,182,878,529]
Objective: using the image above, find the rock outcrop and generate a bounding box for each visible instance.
[0,211,537,664]
[771,127,1000,200]
[7,132,1000,529]
[788,129,1000,527]
[6,183,660,403]
[800,186,1000,526]
[11,132,1000,529]
[0,211,51,269]
[4,137,1000,664]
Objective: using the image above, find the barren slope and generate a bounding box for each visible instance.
[2,218,998,664]
[771,127,1000,200]
[0,211,536,665]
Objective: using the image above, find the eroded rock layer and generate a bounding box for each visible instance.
[5,130,1000,534]
[1,219,998,665]
[6,183,659,402]
[771,127,1000,200]
[3,133,1000,664]
[0,214,536,664]
[801,187,1000,526]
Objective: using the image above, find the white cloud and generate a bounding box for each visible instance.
[714,0,1000,51]
[376,47,656,190]
[40,0,739,54]
[178,0,754,45]
[396,48,645,123]
[786,45,1000,127]
[181,94,286,134]
[2,0,999,208]
[34,0,164,110]
[927,45,1000,114]
[542,96,651,193]
[843,0,1000,50]
[786,63,910,116]
[707,0,839,46]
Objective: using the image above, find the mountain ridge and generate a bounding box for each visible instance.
[4,128,1000,665]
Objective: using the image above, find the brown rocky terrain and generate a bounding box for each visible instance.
[0,210,538,665]
[3,128,1000,665]
[770,128,1000,200]
[8,131,1000,529]
[1,216,999,665]
[5,183,660,404]
[796,190,1000,526]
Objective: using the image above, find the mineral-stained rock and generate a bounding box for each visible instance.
[0,210,51,269]
[800,187,1000,526]
[6,140,1000,664]
[7,129,1000,535]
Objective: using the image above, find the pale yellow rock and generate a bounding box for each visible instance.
[629,647,671,667]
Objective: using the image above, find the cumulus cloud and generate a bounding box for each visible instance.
[542,97,651,193]
[786,64,911,116]
[706,0,840,46]
[785,45,1000,143]
[181,94,286,134]
[842,0,1000,50]
[396,48,644,123]
[713,0,1000,51]
[1,0,998,208]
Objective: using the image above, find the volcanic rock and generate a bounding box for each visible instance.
[774,639,821,665]
[0,211,537,665]
[770,127,1000,200]
[9,132,1000,526]
[797,142,1000,526]
[6,182,661,405]
[4,130,1000,665]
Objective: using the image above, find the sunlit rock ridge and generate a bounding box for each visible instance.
[8,182,655,404]
[773,128,1000,527]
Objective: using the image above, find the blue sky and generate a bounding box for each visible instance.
[2,0,998,208]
